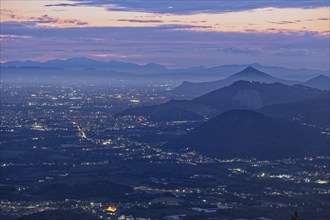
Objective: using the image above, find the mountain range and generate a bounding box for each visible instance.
[1,57,168,74]
[2,58,329,160]
[168,110,329,159]
[118,70,329,159]
[119,80,325,121]
[1,58,329,81]
[172,66,329,97]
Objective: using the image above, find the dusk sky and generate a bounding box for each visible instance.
[1,0,329,69]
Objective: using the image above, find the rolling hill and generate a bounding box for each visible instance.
[303,74,330,90]
[259,92,330,127]
[168,110,329,159]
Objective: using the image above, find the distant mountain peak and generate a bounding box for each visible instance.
[228,66,273,79]
[245,66,259,71]
[250,63,262,67]
[305,74,330,84]
[313,74,329,80]
[144,62,161,67]
[143,63,167,70]
[239,66,266,74]
[303,74,330,90]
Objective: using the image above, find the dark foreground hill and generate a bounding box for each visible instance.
[119,81,324,121]
[168,110,329,159]
[259,92,330,127]
[119,99,218,121]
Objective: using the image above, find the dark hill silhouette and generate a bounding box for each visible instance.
[119,81,324,121]
[168,110,329,159]
[195,81,323,110]
[259,92,330,127]
[303,74,330,90]
[120,99,217,121]
[228,66,275,79]
[172,66,298,97]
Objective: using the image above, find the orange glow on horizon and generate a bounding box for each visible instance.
[1,1,329,34]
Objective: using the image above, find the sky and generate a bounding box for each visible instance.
[1,0,329,69]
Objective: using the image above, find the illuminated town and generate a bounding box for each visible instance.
[1,84,329,219]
